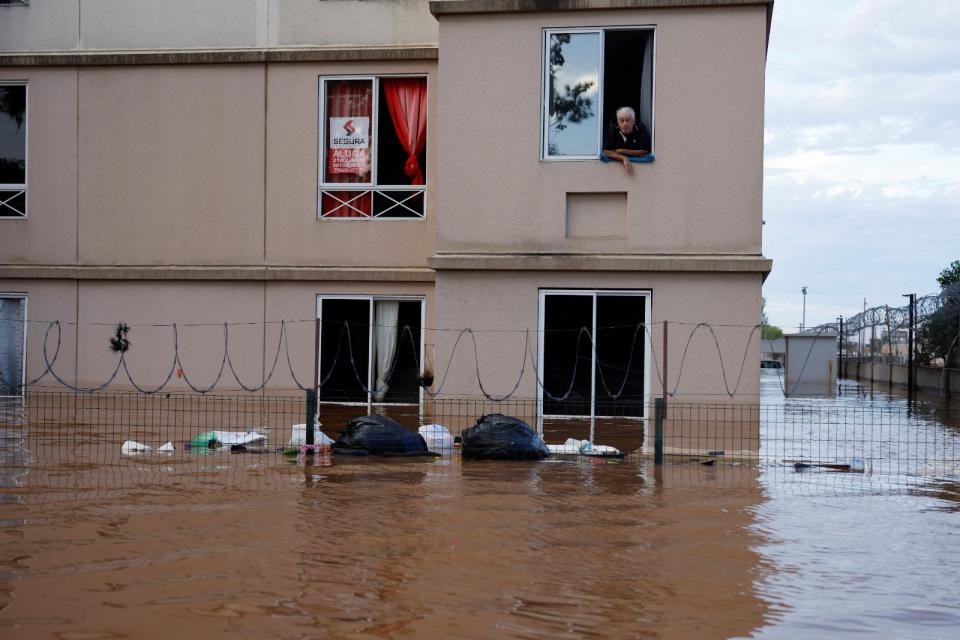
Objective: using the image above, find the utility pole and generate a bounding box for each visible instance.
[903,293,915,399]
[837,316,843,382]
[861,297,866,357]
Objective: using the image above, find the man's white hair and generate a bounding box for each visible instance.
[616,106,636,119]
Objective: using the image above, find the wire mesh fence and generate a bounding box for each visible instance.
[1,391,958,481]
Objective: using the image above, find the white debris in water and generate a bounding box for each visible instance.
[121,440,152,454]
[419,424,454,451]
[288,423,334,447]
[216,431,269,450]
[546,438,621,456]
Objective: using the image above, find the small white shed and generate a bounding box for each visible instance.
[784,334,838,396]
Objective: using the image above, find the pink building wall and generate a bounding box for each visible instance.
[2,1,772,411]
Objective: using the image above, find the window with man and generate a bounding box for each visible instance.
[542,27,654,167]
[602,106,650,175]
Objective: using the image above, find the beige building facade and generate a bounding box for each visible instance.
[0,0,772,441]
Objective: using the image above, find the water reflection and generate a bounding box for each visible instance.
[284,460,770,639]
[3,374,960,637]
[751,477,960,637]
[0,457,770,639]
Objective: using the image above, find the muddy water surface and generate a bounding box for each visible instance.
[2,456,774,639]
[1,372,959,639]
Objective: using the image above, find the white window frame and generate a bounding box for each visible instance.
[540,26,656,162]
[0,80,28,219]
[315,294,425,413]
[317,74,428,221]
[537,289,652,434]
[0,293,27,398]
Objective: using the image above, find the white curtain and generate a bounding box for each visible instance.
[639,32,654,144]
[0,298,25,396]
[373,301,399,402]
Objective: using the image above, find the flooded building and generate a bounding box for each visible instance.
[0,0,772,446]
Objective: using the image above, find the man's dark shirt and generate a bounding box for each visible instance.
[603,123,651,153]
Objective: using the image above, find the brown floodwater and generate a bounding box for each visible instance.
[1,371,959,639]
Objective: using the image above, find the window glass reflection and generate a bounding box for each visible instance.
[547,32,600,157]
[0,85,26,186]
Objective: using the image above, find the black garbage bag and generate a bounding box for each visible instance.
[333,414,436,457]
[460,414,550,460]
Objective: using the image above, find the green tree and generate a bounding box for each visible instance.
[916,261,960,368]
[760,297,784,340]
[0,86,25,130]
[936,260,960,288]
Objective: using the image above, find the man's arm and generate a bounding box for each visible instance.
[609,148,649,157]
[602,148,635,174]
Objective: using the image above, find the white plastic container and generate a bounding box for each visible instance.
[289,423,334,447]
[419,424,454,452]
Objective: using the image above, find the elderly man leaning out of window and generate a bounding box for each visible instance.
[602,106,650,175]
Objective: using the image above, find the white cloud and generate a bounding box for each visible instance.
[765,143,960,200]
[762,1,960,330]
[573,73,599,97]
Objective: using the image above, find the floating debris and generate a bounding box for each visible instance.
[121,440,152,455]
[419,424,454,452]
[188,430,268,451]
[288,423,334,447]
[546,438,623,458]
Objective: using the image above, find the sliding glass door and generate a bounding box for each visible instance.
[539,290,650,420]
[317,296,423,406]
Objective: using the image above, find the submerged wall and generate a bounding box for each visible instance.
[842,360,959,397]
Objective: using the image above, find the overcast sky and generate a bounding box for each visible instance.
[762,0,960,331]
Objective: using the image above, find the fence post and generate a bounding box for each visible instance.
[305,388,316,446]
[654,397,664,465]
[838,316,844,382]
[662,320,669,419]
[307,316,320,448]
[905,293,915,398]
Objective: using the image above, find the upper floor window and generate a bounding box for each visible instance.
[0,82,27,218]
[542,28,654,160]
[318,76,427,219]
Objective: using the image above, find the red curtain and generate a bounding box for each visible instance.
[322,79,372,217]
[382,78,428,185]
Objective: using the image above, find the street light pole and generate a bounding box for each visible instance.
[801,286,807,332]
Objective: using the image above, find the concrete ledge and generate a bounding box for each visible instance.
[0,265,437,282]
[0,45,439,67]
[428,253,773,273]
[430,0,774,46]
[430,0,773,16]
